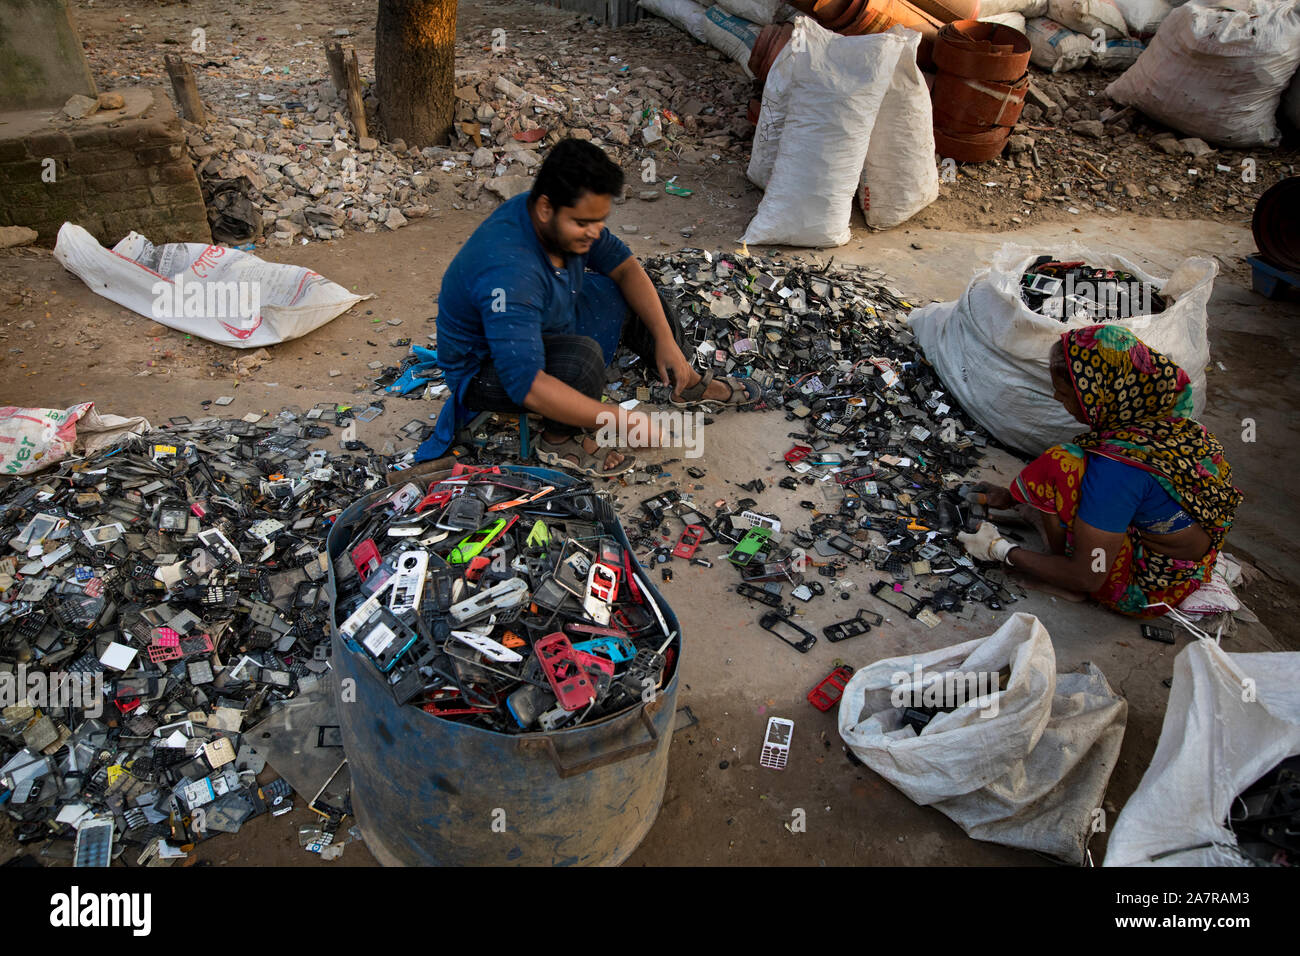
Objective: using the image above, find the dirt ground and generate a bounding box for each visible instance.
[2,0,1299,868]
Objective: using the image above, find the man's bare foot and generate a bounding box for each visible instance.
[674,370,733,402]
[580,434,626,471]
[540,430,625,471]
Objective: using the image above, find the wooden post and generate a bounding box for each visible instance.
[343,48,368,141]
[164,54,206,125]
[324,42,348,97]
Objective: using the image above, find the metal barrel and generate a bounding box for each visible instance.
[326,465,680,866]
[1252,176,1300,273]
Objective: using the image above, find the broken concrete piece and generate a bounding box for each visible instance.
[1026,83,1059,114]
[1152,135,1181,156]
[484,175,531,201]
[305,206,346,228]
[505,148,540,170]
[495,76,530,103]
[62,94,99,120]
[0,226,39,249]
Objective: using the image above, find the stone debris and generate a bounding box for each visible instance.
[62,94,100,120]
[1179,137,1214,160]
[940,68,1295,225]
[0,226,39,250]
[82,13,751,245]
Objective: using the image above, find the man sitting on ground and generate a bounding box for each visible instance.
[414,138,757,477]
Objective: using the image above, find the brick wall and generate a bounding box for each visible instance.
[0,87,211,246]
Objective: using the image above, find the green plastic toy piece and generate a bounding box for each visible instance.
[449,518,508,564]
[527,520,550,549]
[728,527,772,565]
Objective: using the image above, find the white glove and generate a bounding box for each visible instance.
[956,521,1014,564]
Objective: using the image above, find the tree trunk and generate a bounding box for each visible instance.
[375,0,458,148]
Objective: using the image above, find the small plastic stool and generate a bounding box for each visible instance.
[462,411,533,461]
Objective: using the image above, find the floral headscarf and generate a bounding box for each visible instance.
[1061,324,1241,548]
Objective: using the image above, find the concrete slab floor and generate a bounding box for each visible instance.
[0,212,1295,867]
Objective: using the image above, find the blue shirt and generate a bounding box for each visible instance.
[414,193,631,463]
[1079,454,1196,534]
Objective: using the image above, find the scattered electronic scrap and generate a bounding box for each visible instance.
[0,248,1033,862]
[330,463,680,733]
[0,409,389,861]
[1019,256,1168,322]
[624,249,1027,646]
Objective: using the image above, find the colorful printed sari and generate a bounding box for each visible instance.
[1010,325,1243,617]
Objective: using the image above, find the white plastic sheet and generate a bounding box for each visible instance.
[1105,0,1300,148]
[839,613,1127,864]
[907,241,1215,457]
[1177,552,1242,616]
[52,223,367,349]
[1026,17,1095,72]
[715,0,784,24]
[858,31,940,231]
[1092,36,1146,68]
[700,5,762,77]
[0,403,149,476]
[747,16,829,191]
[979,11,1029,30]
[1113,0,1173,34]
[978,0,1049,15]
[743,24,935,246]
[638,0,712,41]
[1105,639,1300,866]
[1049,0,1130,37]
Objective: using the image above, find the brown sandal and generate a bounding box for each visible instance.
[670,368,761,408]
[536,435,636,478]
